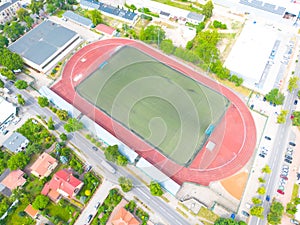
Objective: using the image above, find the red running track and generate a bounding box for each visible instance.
[51,38,256,186]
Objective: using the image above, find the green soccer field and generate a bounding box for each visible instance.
[76,46,229,165]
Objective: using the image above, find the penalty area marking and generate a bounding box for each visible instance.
[73,74,82,82]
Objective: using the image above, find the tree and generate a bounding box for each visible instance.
[292,111,300,126]
[267,201,284,225]
[32,195,49,210]
[250,206,264,218]
[265,88,285,105]
[17,94,25,105]
[46,3,56,14]
[252,197,262,205]
[3,21,25,42]
[28,0,43,14]
[196,22,205,33]
[24,16,34,28]
[277,110,288,124]
[258,177,265,183]
[298,90,300,99]
[118,176,133,192]
[37,96,49,108]
[104,145,119,162]
[139,25,165,45]
[0,48,23,70]
[116,155,128,166]
[201,0,214,19]
[0,68,16,80]
[56,109,69,121]
[288,76,299,92]
[0,35,9,48]
[85,10,103,25]
[7,152,30,170]
[16,8,30,21]
[47,117,55,130]
[60,133,68,141]
[0,79,4,88]
[214,218,239,225]
[160,39,175,54]
[261,165,271,174]
[14,80,28,89]
[64,118,84,132]
[149,181,163,196]
[26,143,42,155]
[286,202,297,215]
[257,187,266,195]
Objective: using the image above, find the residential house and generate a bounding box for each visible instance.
[1,169,26,191]
[24,204,39,219]
[2,132,29,153]
[30,152,58,179]
[186,12,205,25]
[0,0,21,25]
[111,208,140,225]
[41,170,83,202]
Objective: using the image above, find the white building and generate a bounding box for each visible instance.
[0,0,21,25]
[0,96,16,129]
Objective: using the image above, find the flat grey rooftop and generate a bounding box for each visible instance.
[8,20,77,66]
[63,10,93,27]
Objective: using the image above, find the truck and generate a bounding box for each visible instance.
[101,160,116,174]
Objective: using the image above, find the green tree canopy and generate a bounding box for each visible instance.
[201,0,214,19]
[47,117,55,130]
[257,187,266,195]
[37,96,49,108]
[292,111,300,126]
[288,76,299,92]
[149,181,163,196]
[17,94,25,105]
[14,80,28,89]
[60,133,68,141]
[0,35,9,48]
[267,201,284,225]
[139,25,165,45]
[16,8,30,21]
[32,195,50,210]
[277,110,289,124]
[250,206,264,218]
[0,48,23,70]
[258,177,265,183]
[252,197,262,205]
[265,88,285,105]
[118,176,133,192]
[0,79,4,88]
[7,152,30,170]
[3,21,25,42]
[63,118,84,132]
[261,165,271,174]
[160,39,175,54]
[116,155,128,166]
[85,10,103,25]
[56,109,69,121]
[26,143,42,155]
[104,145,119,162]
[214,218,239,225]
[0,67,16,80]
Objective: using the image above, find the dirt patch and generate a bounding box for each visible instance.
[220,171,249,200]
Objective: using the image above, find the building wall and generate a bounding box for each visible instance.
[0,1,21,25]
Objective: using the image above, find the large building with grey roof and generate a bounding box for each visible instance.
[8,20,82,73]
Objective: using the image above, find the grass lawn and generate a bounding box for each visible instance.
[46,201,77,222]
[198,207,219,222]
[24,177,45,198]
[5,201,35,225]
[76,46,229,165]
[54,10,65,18]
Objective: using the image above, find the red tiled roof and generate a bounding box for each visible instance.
[30,152,58,178]
[95,24,116,35]
[24,204,39,218]
[1,169,26,190]
[41,170,83,198]
[112,208,140,225]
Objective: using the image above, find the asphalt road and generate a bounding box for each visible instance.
[5,82,190,225]
[251,53,300,225]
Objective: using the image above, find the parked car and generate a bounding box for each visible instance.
[94,202,100,209]
[245,203,252,209]
[92,146,98,151]
[291,219,300,225]
[277,189,284,195]
[2,130,8,135]
[285,158,292,164]
[241,210,250,217]
[289,142,296,147]
[86,165,92,172]
[265,136,271,140]
[280,174,288,180]
[259,153,265,158]
[86,214,93,223]
[294,100,298,105]
[266,195,270,202]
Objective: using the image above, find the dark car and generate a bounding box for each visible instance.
[285,158,292,164]
[294,100,298,105]
[86,165,92,172]
[86,214,93,223]
[259,153,265,158]
[265,136,271,140]
[266,195,270,202]
[92,146,98,151]
[94,202,100,209]
[285,155,293,160]
[241,210,250,217]
[289,142,296,147]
